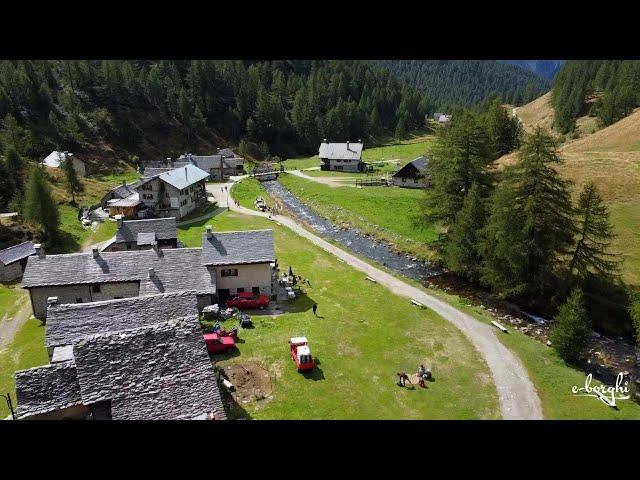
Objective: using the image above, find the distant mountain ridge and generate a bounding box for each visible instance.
[504,60,565,80]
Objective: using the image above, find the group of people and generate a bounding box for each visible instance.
[397,364,432,388]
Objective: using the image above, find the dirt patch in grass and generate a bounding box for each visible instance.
[221,361,275,405]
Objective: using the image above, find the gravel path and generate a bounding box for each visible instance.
[226,179,543,420]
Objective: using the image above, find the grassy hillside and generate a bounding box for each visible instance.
[501,95,640,285]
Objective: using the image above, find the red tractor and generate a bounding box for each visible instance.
[226,291,270,310]
[289,337,316,372]
[203,332,236,354]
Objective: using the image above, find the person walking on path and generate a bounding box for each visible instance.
[312,303,318,316]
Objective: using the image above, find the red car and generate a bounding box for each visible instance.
[226,291,270,310]
[290,337,315,372]
[203,332,236,354]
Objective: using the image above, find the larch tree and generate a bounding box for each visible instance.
[62,156,83,205]
[550,288,590,363]
[567,181,620,282]
[23,166,59,239]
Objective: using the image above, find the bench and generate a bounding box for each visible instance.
[491,320,508,333]
[411,299,425,308]
[365,276,377,283]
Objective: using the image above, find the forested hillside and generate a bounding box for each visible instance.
[0,60,432,166]
[377,60,550,111]
[504,60,564,80]
[552,60,640,133]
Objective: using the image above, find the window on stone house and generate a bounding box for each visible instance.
[92,284,101,293]
[221,268,239,277]
[76,298,83,303]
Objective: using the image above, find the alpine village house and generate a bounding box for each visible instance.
[319,140,365,172]
[391,156,430,188]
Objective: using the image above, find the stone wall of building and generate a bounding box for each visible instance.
[30,282,140,319]
[215,263,272,296]
[0,261,24,283]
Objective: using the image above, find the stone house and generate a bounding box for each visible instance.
[15,315,225,420]
[101,216,178,252]
[0,241,36,282]
[319,140,365,172]
[137,164,209,219]
[391,156,430,188]
[22,227,275,318]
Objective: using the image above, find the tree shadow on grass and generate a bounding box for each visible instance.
[276,291,317,314]
[216,372,253,420]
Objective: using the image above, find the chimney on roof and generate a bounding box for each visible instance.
[92,247,99,258]
[185,166,188,180]
[323,138,327,143]
[122,180,126,187]
[148,267,155,278]
[47,296,59,307]
[346,140,350,151]
[34,243,45,259]
[206,225,213,240]
[115,214,124,229]
[166,157,172,167]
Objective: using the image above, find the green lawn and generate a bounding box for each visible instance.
[0,283,27,324]
[388,277,640,420]
[178,210,499,419]
[282,136,435,171]
[278,173,439,260]
[54,205,117,254]
[231,177,277,210]
[0,318,47,419]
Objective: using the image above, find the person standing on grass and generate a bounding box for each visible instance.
[312,303,318,316]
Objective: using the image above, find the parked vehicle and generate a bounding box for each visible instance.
[203,332,236,354]
[226,291,270,310]
[289,336,315,372]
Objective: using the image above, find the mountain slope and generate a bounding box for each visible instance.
[378,60,550,110]
[498,94,640,285]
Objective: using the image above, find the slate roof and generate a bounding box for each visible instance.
[107,194,141,207]
[217,148,236,158]
[15,361,82,418]
[137,232,156,246]
[17,317,226,420]
[178,154,238,171]
[202,229,275,266]
[319,142,363,160]
[45,291,200,349]
[110,183,139,200]
[73,317,226,420]
[159,164,210,190]
[0,241,36,266]
[115,218,177,243]
[392,156,430,179]
[22,248,216,296]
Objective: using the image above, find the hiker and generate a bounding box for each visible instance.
[312,303,318,316]
[418,364,432,387]
[397,372,411,387]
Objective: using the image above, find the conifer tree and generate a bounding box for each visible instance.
[443,182,486,282]
[480,128,575,298]
[567,181,620,281]
[62,156,83,205]
[423,111,492,228]
[550,288,590,362]
[23,166,59,239]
